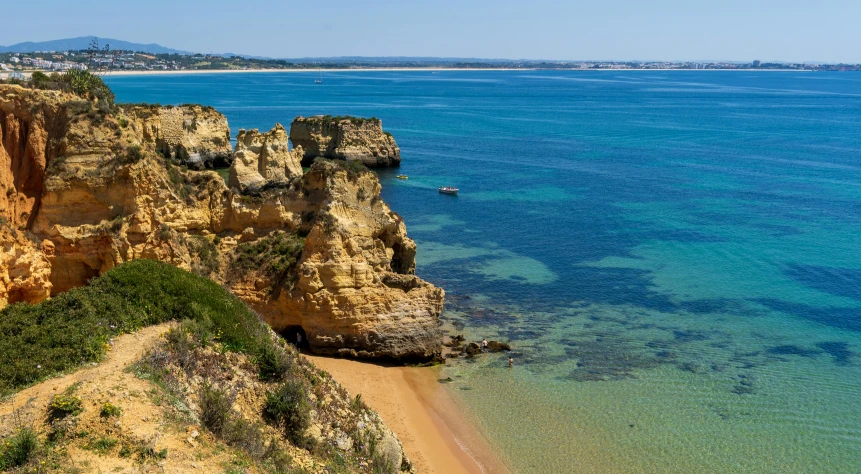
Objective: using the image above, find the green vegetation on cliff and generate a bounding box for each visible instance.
[0,259,286,397]
[1,69,114,107]
[315,115,380,125]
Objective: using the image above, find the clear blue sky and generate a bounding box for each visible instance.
[2,0,860,62]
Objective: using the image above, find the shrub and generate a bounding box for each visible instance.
[256,342,293,382]
[117,145,144,165]
[263,379,311,446]
[26,70,115,107]
[100,402,122,418]
[158,223,172,240]
[232,232,304,290]
[351,394,367,412]
[47,393,83,421]
[85,436,119,454]
[67,100,92,116]
[199,383,232,436]
[188,235,219,277]
[312,157,368,182]
[0,427,38,470]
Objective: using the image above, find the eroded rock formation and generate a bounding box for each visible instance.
[228,124,304,191]
[124,104,232,169]
[290,115,401,167]
[0,84,442,361]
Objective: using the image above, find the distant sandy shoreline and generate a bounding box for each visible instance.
[304,354,511,474]
[106,68,524,76]
[106,68,809,76]
[0,68,813,80]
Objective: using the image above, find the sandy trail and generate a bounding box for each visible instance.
[0,323,172,421]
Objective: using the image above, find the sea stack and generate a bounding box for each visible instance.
[228,124,303,191]
[289,115,401,167]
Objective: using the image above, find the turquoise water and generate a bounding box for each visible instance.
[107,71,861,473]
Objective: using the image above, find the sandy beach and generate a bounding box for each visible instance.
[304,355,511,474]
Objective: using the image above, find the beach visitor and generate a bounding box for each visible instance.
[296,332,302,348]
[509,356,514,367]
[481,338,488,351]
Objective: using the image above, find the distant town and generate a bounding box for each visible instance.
[3,49,861,76]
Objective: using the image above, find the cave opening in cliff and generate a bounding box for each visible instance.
[388,242,400,270]
[280,325,309,349]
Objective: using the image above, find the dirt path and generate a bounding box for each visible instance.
[0,323,241,473]
[0,323,173,421]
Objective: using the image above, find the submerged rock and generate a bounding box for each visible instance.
[462,342,482,357]
[486,340,511,352]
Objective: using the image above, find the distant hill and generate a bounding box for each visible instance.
[0,36,192,54]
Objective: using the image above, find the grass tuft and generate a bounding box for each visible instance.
[0,427,39,470]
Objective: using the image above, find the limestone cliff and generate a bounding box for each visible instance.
[290,115,401,168]
[0,84,442,361]
[124,104,232,169]
[228,124,304,191]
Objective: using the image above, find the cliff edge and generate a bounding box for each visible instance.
[0,83,442,361]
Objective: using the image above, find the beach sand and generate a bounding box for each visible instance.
[304,355,511,474]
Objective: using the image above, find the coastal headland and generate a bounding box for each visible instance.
[0,72,508,472]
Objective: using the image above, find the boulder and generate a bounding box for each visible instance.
[487,340,512,352]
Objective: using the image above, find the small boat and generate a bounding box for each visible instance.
[438,186,459,195]
[396,174,409,180]
[314,79,323,84]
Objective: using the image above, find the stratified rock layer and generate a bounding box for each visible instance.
[290,116,401,167]
[0,84,442,360]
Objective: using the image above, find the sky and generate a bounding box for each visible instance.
[2,0,860,62]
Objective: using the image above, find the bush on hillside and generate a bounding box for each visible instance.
[232,231,305,291]
[28,69,115,107]
[0,259,286,397]
[263,379,312,446]
[199,383,233,436]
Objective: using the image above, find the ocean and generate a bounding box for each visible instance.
[107,70,861,473]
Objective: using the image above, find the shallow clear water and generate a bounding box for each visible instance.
[108,71,861,473]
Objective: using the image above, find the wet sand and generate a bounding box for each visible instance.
[304,355,511,474]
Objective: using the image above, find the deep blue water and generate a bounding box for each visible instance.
[108,71,861,473]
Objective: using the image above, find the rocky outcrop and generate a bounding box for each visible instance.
[125,104,232,169]
[0,227,52,307]
[238,161,444,360]
[290,115,401,167]
[228,124,303,192]
[0,84,443,360]
[0,86,65,230]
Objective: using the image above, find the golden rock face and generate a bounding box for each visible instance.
[290,116,401,167]
[0,84,443,360]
